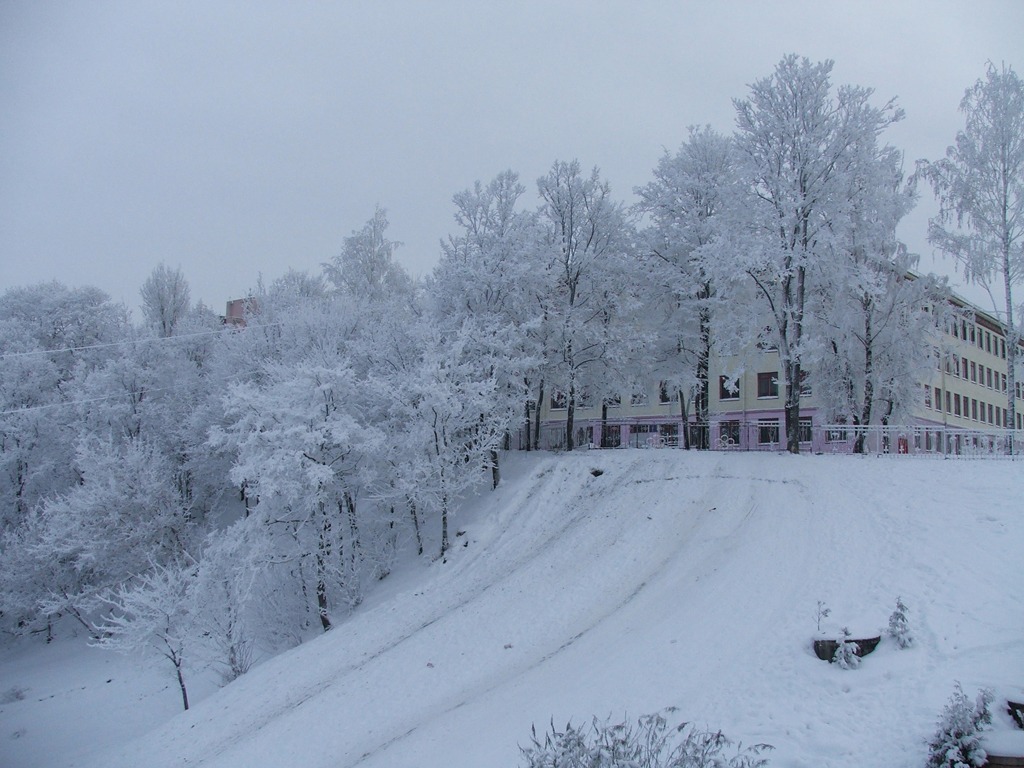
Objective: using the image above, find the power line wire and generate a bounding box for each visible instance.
[0,323,284,361]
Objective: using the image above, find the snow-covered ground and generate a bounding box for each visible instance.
[2,450,1023,767]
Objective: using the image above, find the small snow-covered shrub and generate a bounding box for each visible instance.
[887,596,913,649]
[814,600,831,633]
[832,627,861,670]
[925,682,993,768]
[519,710,773,768]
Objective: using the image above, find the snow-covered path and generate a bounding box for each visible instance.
[5,451,1023,767]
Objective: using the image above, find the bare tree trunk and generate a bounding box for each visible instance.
[533,380,544,451]
[679,390,691,450]
[784,361,802,454]
[600,401,608,448]
[407,497,423,556]
[854,303,875,454]
[565,374,577,451]
[523,391,533,452]
[490,449,500,490]
[174,655,189,711]
[316,510,332,632]
[696,302,712,449]
[1003,250,1016,454]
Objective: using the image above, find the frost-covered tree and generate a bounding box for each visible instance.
[0,436,197,634]
[636,126,736,448]
[95,559,196,711]
[375,317,508,558]
[216,357,379,631]
[140,264,191,338]
[0,283,129,523]
[926,683,993,768]
[432,170,546,456]
[727,55,903,453]
[812,141,948,450]
[324,206,411,302]
[536,160,635,451]
[918,63,1024,444]
[887,595,913,649]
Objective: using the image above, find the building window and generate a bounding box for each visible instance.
[604,394,621,408]
[986,331,992,353]
[988,403,994,424]
[658,381,672,404]
[953,355,961,377]
[935,387,942,412]
[758,419,779,445]
[757,372,778,398]
[972,398,978,421]
[946,390,952,413]
[1000,338,1006,359]
[719,376,739,400]
[550,390,567,410]
[798,417,812,443]
[987,367,994,389]
[970,360,977,382]
[970,325,976,344]
[720,420,741,447]
[924,385,932,409]
[1001,373,1007,393]
[954,394,961,417]
[629,391,647,407]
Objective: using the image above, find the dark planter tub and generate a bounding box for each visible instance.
[813,635,881,662]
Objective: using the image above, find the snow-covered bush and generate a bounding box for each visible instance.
[887,596,913,649]
[832,627,861,670]
[814,600,831,633]
[925,682,993,768]
[519,710,773,768]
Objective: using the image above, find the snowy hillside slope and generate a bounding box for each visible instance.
[5,451,1024,767]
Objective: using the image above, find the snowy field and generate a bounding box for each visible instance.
[2,450,1023,767]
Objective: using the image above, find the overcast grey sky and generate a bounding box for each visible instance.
[1,1,1021,316]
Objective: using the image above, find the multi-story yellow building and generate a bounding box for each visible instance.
[532,295,1023,455]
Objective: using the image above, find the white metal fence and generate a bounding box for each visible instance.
[524,422,1024,458]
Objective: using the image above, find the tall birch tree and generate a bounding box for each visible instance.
[918,63,1024,445]
[730,55,903,453]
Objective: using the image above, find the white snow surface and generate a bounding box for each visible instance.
[3,451,1023,767]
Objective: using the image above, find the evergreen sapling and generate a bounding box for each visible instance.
[832,627,861,669]
[926,682,993,768]
[887,596,913,649]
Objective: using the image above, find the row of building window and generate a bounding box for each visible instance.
[719,372,811,401]
[548,382,675,411]
[924,385,1022,429]
[947,317,1007,360]
[939,351,1012,394]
